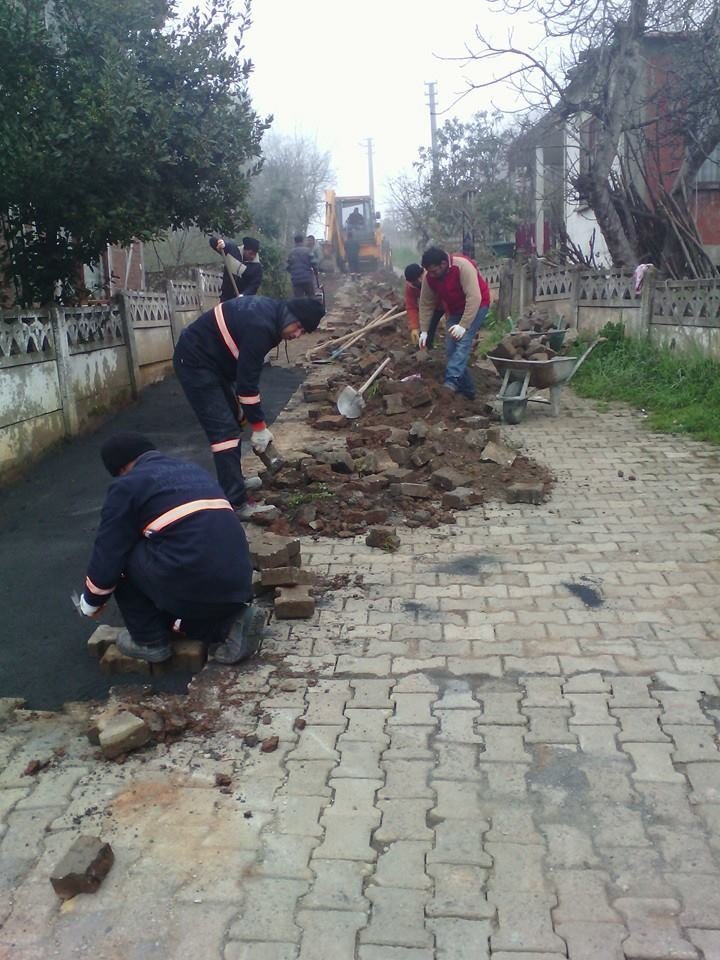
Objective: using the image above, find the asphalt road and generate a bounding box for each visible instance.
[0,363,304,709]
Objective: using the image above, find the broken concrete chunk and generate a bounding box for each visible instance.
[98,711,150,759]
[387,444,413,466]
[274,586,315,619]
[465,429,489,449]
[442,487,483,510]
[480,441,517,467]
[99,645,151,676]
[431,467,472,491]
[365,527,401,552]
[261,566,314,588]
[404,384,433,408]
[313,414,347,430]
[383,394,406,416]
[356,474,390,494]
[247,531,301,570]
[409,444,433,469]
[50,836,114,900]
[389,482,434,499]
[303,462,334,483]
[408,421,429,442]
[383,467,415,483]
[87,625,120,659]
[506,482,545,505]
[171,640,206,673]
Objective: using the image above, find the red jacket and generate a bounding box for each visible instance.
[420,254,490,331]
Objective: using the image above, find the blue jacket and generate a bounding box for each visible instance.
[83,452,252,617]
[174,296,292,428]
[286,245,316,286]
[213,239,263,302]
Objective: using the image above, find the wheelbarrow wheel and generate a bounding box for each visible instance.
[502,380,528,424]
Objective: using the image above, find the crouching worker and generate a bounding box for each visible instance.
[173,296,325,521]
[78,432,264,665]
[404,263,444,349]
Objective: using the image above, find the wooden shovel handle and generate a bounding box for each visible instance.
[358,356,392,395]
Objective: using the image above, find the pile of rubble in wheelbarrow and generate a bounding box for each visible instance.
[257,280,554,542]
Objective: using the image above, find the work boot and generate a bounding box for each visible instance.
[244,476,263,492]
[235,500,276,522]
[116,629,173,663]
[212,605,266,664]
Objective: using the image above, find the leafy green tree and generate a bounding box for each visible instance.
[388,112,519,256]
[0,0,270,305]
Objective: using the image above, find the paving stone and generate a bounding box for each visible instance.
[489,892,565,954]
[374,841,432,889]
[477,727,531,763]
[446,657,503,677]
[524,708,577,744]
[99,644,151,676]
[296,909,367,960]
[274,796,325,837]
[375,798,433,842]
[434,710,483,744]
[566,693,617,726]
[543,823,600,868]
[686,763,720,802]
[654,690,711,725]
[432,680,479,710]
[393,673,439,693]
[335,655,392,677]
[610,677,659,708]
[665,724,720,763]
[360,887,432,947]
[340,709,391,744]
[614,897,698,959]
[426,863,493,918]
[476,692,526,725]
[333,741,384,779]
[228,878,308,941]
[431,742,482,781]
[649,824,719,874]
[484,762,529,797]
[624,743,686,783]
[555,921,626,960]
[87,624,118,659]
[378,761,434,799]
[520,677,566,708]
[687,929,720,960]
[388,695,437,727]
[504,656,560,676]
[97,711,150,759]
[312,816,377,861]
[486,842,547,893]
[225,944,299,960]
[670,873,720,926]
[303,681,351,724]
[576,725,623,756]
[591,803,651,848]
[428,917,492,959]
[326,778,382,819]
[275,586,315,619]
[654,673,718,695]
[349,679,394,708]
[286,726,343,762]
[255,835,319,881]
[563,672,610,694]
[553,869,620,923]
[432,780,482,819]
[282,761,335,797]
[299,859,371,911]
[613,708,669,742]
[359,949,433,960]
[427,819,492,867]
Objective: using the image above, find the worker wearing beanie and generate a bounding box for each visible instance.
[78,432,263,664]
[173,295,325,520]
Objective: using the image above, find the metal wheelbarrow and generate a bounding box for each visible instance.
[487,336,606,424]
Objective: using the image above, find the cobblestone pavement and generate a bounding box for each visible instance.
[2,383,720,959]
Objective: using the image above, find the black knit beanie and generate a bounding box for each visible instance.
[101,432,156,477]
[285,298,325,333]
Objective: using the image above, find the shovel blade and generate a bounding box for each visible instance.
[336,385,365,419]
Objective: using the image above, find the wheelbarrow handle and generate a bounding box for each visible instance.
[358,356,392,396]
[565,336,607,385]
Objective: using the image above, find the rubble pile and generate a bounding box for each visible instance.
[257,282,553,540]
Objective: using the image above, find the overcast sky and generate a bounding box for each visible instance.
[242,0,543,221]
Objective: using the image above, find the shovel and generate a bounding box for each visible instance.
[336,356,391,419]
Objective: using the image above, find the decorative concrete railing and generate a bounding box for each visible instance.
[535,263,574,301]
[576,270,635,306]
[652,278,720,327]
[0,271,222,481]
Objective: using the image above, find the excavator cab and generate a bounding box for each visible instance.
[324,191,390,273]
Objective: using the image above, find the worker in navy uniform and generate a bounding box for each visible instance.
[78,432,264,665]
[209,236,264,302]
[173,296,325,521]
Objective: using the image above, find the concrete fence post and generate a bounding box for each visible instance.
[568,265,582,331]
[49,305,79,438]
[165,278,179,347]
[498,258,514,321]
[116,291,141,399]
[639,266,656,337]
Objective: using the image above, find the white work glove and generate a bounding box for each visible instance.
[251,427,274,453]
[418,332,428,350]
[448,324,466,341]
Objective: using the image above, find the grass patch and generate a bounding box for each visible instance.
[476,305,512,356]
[572,321,720,444]
[287,484,335,508]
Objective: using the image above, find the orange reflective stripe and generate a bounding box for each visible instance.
[238,393,261,404]
[211,438,239,452]
[143,498,233,537]
[214,304,239,359]
[85,576,115,596]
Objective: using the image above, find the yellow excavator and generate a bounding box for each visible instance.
[323,190,391,273]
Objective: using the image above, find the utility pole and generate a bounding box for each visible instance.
[425,82,439,178]
[364,138,375,208]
